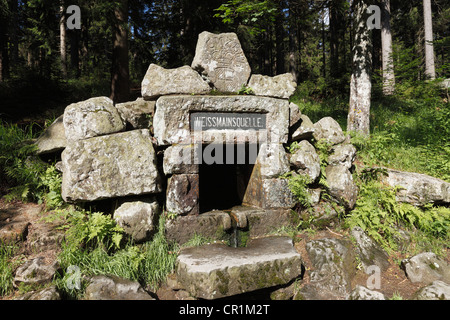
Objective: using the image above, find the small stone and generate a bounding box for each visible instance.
[84,275,154,300]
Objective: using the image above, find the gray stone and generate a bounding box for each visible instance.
[382,169,450,206]
[290,140,321,182]
[35,115,67,155]
[329,143,357,169]
[84,275,154,300]
[153,95,290,146]
[351,227,390,271]
[289,102,302,128]
[114,199,160,243]
[15,286,61,300]
[191,31,251,93]
[298,238,356,300]
[163,144,199,175]
[326,164,358,209]
[347,285,385,300]
[413,280,450,300]
[63,96,125,141]
[401,252,450,284]
[61,129,162,202]
[166,174,199,216]
[291,114,315,141]
[165,210,232,245]
[176,236,302,299]
[14,257,60,287]
[141,64,210,100]
[116,98,155,129]
[257,143,290,179]
[248,73,297,99]
[313,117,345,146]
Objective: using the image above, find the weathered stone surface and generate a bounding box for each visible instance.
[260,179,297,209]
[313,117,345,145]
[114,199,160,243]
[176,236,302,299]
[297,238,356,300]
[248,73,297,99]
[290,140,321,182]
[329,143,356,169]
[326,164,358,209]
[191,31,251,93]
[382,169,450,206]
[15,286,61,300]
[154,95,289,145]
[351,227,390,271]
[165,210,231,245]
[232,206,294,238]
[163,144,199,175]
[141,64,210,100]
[413,280,450,300]
[257,143,290,179]
[347,285,385,300]
[116,98,155,129]
[35,115,67,155]
[84,275,154,300]
[63,97,125,141]
[289,102,302,128]
[401,252,450,284]
[166,174,199,216]
[61,129,161,202]
[14,257,60,287]
[291,114,315,141]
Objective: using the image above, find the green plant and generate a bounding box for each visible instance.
[237,84,254,95]
[283,172,312,208]
[0,242,16,296]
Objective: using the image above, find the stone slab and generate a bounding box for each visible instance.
[176,236,302,299]
[153,95,289,146]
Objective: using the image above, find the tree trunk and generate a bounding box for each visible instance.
[348,0,372,136]
[423,0,435,80]
[60,0,67,79]
[275,1,285,75]
[110,0,130,104]
[381,0,395,95]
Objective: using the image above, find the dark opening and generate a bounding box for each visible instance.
[199,143,258,213]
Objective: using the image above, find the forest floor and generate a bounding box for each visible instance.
[1,198,448,300]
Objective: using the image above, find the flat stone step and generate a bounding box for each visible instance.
[176,236,302,299]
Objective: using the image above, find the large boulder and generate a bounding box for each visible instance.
[350,227,390,272]
[413,280,450,300]
[326,164,358,209]
[84,275,154,300]
[291,114,315,141]
[248,73,297,99]
[257,143,290,179]
[297,238,356,300]
[347,285,385,300]
[141,64,210,100]
[35,115,67,155]
[401,252,450,284]
[63,97,125,141]
[113,199,160,243]
[329,143,357,169]
[191,31,251,92]
[313,117,345,146]
[15,286,61,300]
[61,129,162,202]
[153,95,289,145]
[381,169,450,206]
[289,140,321,182]
[176,236,303,299]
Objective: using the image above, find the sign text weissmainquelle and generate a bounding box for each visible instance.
[190,112,266,131]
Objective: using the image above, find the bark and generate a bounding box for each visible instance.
[381,0,395,95]
[275,1,285,75]
[110,0,130,104]
[60,0,67,79]
[348,0,372,136]
[423,0,435,80]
